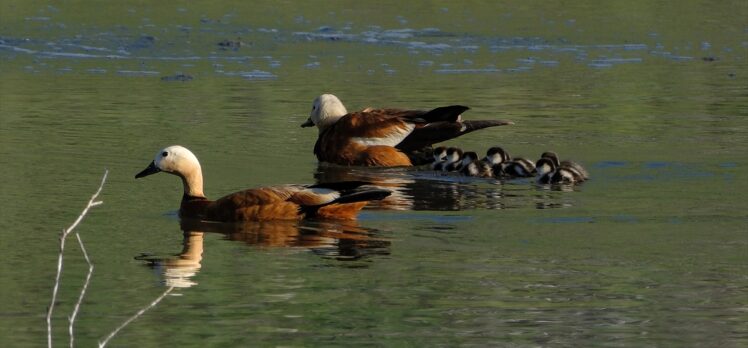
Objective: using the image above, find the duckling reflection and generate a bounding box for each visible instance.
[314,163,519,211]
[136,219,391,288]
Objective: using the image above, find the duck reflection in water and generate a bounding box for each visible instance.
[136,219,391,288]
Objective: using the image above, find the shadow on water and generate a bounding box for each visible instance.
[135,218,391,288]
[314,163,580,212]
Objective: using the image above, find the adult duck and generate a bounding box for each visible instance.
[135,146,390,221]
[300,94,513,166]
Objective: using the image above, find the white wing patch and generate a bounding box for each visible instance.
[351,124,415,147]
[304,188,341,205]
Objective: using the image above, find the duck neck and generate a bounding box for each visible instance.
[179,165,206,201]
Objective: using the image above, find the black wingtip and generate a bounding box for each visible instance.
[421,105,470,123]
[333,189,391,204]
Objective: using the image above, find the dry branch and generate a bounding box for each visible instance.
[47,170,108,348]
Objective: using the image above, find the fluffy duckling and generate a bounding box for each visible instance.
[442,147,465,171]
[483,146,511,167]
[135,146,390,221]
[301,94,513,166]
[539,151,589,182]
[430,146,448,170]
[484,146,535,178]
[502,157,537,178]
[536,152,588,184]
[483,146,512,177]
[460,159,494,178]
[457,151,479,171]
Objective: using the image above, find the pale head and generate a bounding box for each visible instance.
[155,146,201,174]
[136,145,205,198]
[300,94,348,131]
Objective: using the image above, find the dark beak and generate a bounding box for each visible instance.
[300,117,315,128]
[135,161,161,179]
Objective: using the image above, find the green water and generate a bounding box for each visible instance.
[1,1,747,346]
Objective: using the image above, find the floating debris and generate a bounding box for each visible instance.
[161,73,193,81]
[217,38,245,50]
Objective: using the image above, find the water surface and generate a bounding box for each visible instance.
[1,1,747,346]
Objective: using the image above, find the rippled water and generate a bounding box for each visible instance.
[1,1,747,347]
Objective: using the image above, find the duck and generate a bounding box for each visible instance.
[536,152,589,184]
[135,146,391,221]
[301,94,514,166]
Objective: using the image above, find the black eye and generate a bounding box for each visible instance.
[162,151,168,157]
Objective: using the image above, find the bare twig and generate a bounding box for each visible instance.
[47,170,108,348]
[98,286,175,348]
[68,233,94,348]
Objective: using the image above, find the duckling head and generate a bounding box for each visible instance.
[433,146,447,162]
[445,147,464,164]
[460,151,478,167]
[136,145,205,197]
[535,157,557,177]
[484,146,511,165]
[301,94,348,131]
[540,151,560,167]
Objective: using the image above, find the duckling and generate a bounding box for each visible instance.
[442,147,464,171]
[483,146,512,177]
[458,151,479,171]
[460,159,494,178]
[539,151,589,182]
[536,155,588,185]
[502,157,537,178]
[483,146,511,167]
[430,146,448,170]
[135,146,391,221]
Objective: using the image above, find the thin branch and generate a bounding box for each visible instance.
[68,233,94,348]
[47,170,108,348]
[98,287,175,348]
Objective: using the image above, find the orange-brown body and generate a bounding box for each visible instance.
[180,186,372,222]
[306,99,512,167]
